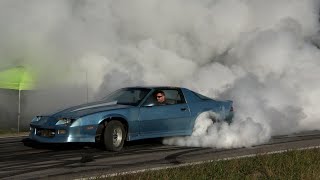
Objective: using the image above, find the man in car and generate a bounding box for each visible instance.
[154,90,167,105]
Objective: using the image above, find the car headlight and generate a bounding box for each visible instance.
[55,118,74,125]
[31,116,41,122]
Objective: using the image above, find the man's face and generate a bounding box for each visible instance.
[156,93,165,103]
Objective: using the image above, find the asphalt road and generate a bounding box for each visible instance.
[1,131,320,179]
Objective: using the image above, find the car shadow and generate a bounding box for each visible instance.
[21,137,164,151]
[21,138,97,151]
[125,137,163,146]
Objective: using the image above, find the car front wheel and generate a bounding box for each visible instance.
[104,121,126,151]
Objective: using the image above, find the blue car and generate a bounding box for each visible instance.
[29,86,233,151]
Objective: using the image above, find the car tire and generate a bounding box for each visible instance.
[104,121,126,151]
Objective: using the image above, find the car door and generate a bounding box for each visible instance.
[138,89,191,136]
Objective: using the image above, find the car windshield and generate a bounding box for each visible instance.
[102,88,151,106]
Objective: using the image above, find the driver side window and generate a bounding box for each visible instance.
[143,89,185,106]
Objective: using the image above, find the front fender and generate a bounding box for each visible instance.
[99,113,128,124]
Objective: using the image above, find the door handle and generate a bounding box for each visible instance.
[181,108,188,111]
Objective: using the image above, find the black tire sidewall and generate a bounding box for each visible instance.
[104,121,126,151]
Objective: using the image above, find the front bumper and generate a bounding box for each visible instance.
[29,125,98,143]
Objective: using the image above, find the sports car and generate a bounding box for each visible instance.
[29,86,233,151]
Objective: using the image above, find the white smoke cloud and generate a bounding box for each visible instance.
[163,111,270,148]
[0,0,319,148]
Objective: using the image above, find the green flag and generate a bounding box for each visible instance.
[0,66,35,90]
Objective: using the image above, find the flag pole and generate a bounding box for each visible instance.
[18,89,21,133]
[86,69,88,103]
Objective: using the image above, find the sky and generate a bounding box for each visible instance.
[0,0,319,148]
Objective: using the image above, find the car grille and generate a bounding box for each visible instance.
[36,128,55,137]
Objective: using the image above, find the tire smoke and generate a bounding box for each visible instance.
[163,111,270,148]
[0,0,319,148]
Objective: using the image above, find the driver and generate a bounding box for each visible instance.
[154,90,167,105]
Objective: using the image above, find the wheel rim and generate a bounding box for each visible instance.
[112,127,123,147]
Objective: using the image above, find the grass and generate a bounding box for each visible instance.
[104,148,320,180]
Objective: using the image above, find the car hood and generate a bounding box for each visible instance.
[30,101,132,127]
[51,101,132,118]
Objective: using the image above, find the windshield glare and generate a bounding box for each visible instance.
[102,88,151,106]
